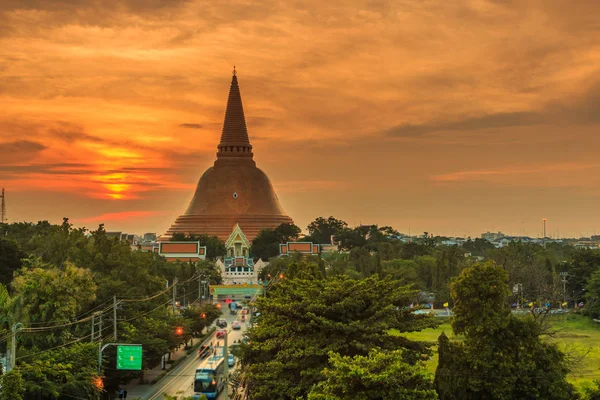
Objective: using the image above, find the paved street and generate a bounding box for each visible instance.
[145,306,250,400]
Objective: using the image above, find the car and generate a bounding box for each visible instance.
[216,319,227,328]
[198,345,211,359]
[232,321,242,330]
[228,354,235,367]
[216,329,227,339]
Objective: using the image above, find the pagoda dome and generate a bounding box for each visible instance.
[162,69,293,242]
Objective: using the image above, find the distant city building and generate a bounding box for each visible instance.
[279,242,338,256]
[106,231,138,245]
[481,231,505,241]
[143,232,157,242]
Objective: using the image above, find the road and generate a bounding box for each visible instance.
[147,306,249,400]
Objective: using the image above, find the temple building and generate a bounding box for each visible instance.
[161,69,293,243]
[153,241,207,262]
[215,223,268,285]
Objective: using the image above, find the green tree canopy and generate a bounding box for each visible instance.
[435,261,577,400]
[0,368,25,400]
[306,216,348,245]
[0,236,24,286]
[250,223,301,261]
[11,259,97,346]
[308,349,437,400]
[239,276,435,399]
[585,268,600,318]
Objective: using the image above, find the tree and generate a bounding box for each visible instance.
[11,259,97,346]
[251,223,301,261]
[17,342,101,399]
[239,276,435,399]
[182,303,222,336]
[308,349,437,400]
[585,268,600,318]
[0,236,24,286]
[306,216,348,244]
[381,259,422,287]
[435,262,577,400]
[0,368,25,400]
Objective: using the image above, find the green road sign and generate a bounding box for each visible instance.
[117,345,142,370]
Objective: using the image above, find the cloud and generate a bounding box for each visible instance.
[76,210,163,223]
[0,140,47,163]
[179,123,202,129]
[432,163,600,183]
[0,140,47,153]
[385,112,545,137]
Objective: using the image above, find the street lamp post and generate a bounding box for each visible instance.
[223,330,229,398]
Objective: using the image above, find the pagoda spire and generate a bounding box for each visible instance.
[217,67,253,160]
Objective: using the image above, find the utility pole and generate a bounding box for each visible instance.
[560,272,568,308]
[198,274,203,301]
[223,330,229,399]
[91,313,95,343]
[9,323,23,371]
[98,312,103,345]
[0,188,6,224]
[113,295,118,341]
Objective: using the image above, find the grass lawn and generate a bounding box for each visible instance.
[390,314,600,394]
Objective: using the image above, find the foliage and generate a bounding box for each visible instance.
[239,275,436,399]
[0,368,25,400]
[11,259,96,347]
[17,342,101,399]
[307,349,438,400]
[585,268,600,318]
[182,303,222,336]
[461,238,495,257]
[0,236,24,286]
[581,380,600,400]
[450,261,511,336]
[250,223,301,261]
[435,262,578,400]
[305,216,348,245]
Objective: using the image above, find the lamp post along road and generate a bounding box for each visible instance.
[223,330,229,398]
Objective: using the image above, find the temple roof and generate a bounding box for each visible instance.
[217,68,253,159]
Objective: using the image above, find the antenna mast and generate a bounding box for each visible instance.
[0,188,6,224]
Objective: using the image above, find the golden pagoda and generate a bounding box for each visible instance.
[162,69,293,242]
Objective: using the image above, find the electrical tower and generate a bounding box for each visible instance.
[0,188,6,224]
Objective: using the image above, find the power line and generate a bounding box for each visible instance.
[23,297,115,326]
[16,324,113,361]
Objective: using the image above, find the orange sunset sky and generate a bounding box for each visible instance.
[1,0,599,238]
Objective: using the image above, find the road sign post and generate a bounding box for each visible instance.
[98,343,142,374]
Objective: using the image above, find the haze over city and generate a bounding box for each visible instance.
[1,0,599,237]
